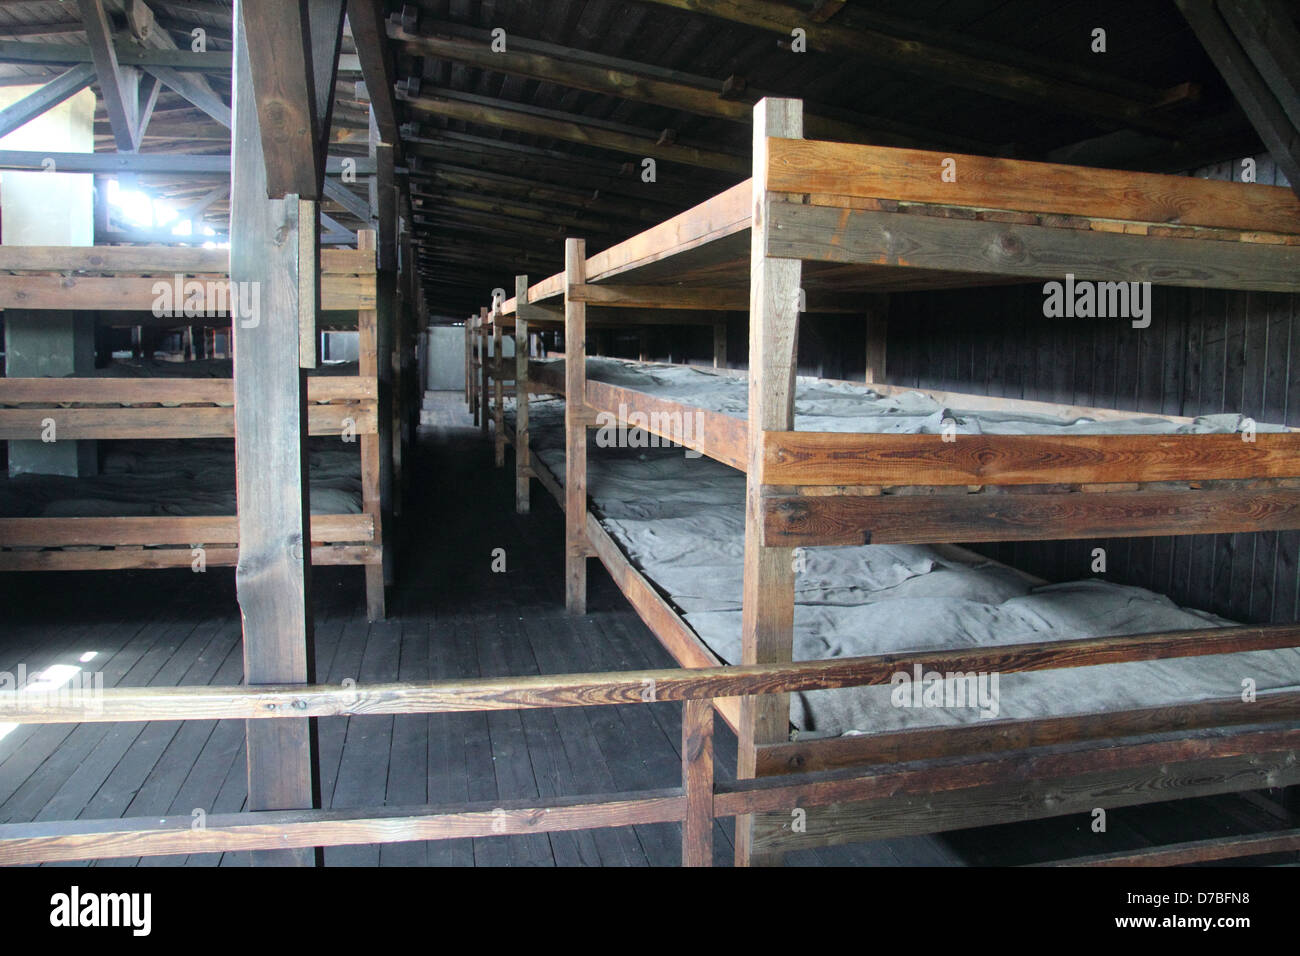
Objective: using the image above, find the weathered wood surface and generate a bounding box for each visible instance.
[0,402,375,439]
[0,791,687,865]
[565,238,590,614]
[761,431,1300,486]
[584,378,747,470]
[6,623,1293,724]
[681,699,714,866]
[230,19,319,866]
[757,690,1300,774]
[766,138,1300,235]
[0,273,375,310]
[0,513,373,547]
[763,486,1300,546]
[1045,828,1300,867]
[765,201,1300,292]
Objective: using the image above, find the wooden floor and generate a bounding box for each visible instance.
[0,390,1294,866]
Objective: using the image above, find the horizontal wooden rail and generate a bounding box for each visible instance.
[0,791,688,865]
[766,138,1300,236]
[0,513,373,548]
[585,379,747,470]
[3,622,1296,724]
[0,543,378,572]
[0,246,369,275]
[0,274,375,311]
[0,376,376,407]
[1042,828,1300,867]
[0,403,376,438]
[765,201,1300,292]
[762,486,1300,546]
[760,431,1300,486]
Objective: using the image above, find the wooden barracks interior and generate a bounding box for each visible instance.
[1,0,1300,870]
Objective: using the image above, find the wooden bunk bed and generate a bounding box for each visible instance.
[477,97,1300,866]
[0,236,390,621]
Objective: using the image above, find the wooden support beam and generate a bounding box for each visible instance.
[308,0,348,187]
[0,64,95,139]
[567,284,748,310]
[1178,0,1300,193]
[347,0,399,149]
[230,11,320,867]
[565,238,589,615]
[0,38,229,70]
[237,1,321,198]
[515,274,531,515]
[640,0,1184,134]
[1218,0,1300,134]
[77,0,142,150]
[399,89,748,175]
[681,698,713,867]
[737,97,802,869]
[762,487,1300,547]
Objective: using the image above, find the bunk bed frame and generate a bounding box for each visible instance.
[0,235,390,621]
[483,97,1300,865]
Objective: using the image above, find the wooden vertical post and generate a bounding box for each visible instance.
[713,321,727,368]
[564,238,589,615]
[464,315,472,406]
[493,316,505,467]
[479,307,490,438]
[864,293,889,385]
[230,12,320,866]
[515,274,531,515]
[357,229,385,622]
[681,697,714,866]
[736,97,803,868]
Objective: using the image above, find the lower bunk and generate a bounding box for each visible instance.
[0,436,384,615]
[491,358,1300,864]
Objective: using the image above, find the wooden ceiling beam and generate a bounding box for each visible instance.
[0,63,95,138]
[238,1,323,197]
[1178,0,1300,192]
[77,0,142,150]
[639,0,1186,135]
[346,0,400,151]
[391,21,984,151]
[398,87,749,175]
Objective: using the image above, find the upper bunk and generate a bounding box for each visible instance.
[496,138,1300,320]
[0,242,381,442]
[0,243,376,314]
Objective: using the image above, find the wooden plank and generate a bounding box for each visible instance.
[77,0,141,151]
[0,514,372,548]
[0,402,374,439]
[0,544,377,572]
[762,487,1300,546]
[737,97,803,869]
[0,64,96,139]
[230,18,319,867]
[767,138,1300,235]
[401,91,747,175]
[0,274,374,310]
[0,375,372,405]
[582,181,751,287]
[743,734,1300,852]
[1046,828,1300,866]
[238,1,320,198]
[347,0,400,148]
[1178,0,1300,194]
[3,624,1297,724]
[680,698,713,867]
[757,690,1300,774]
[760,431,1300,487]
[0,791,687,865]
[565,238,589,615]
[765,201,1300,292]
[584,378,748,470]
[515,274,531,515]
[568,284,748,310]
